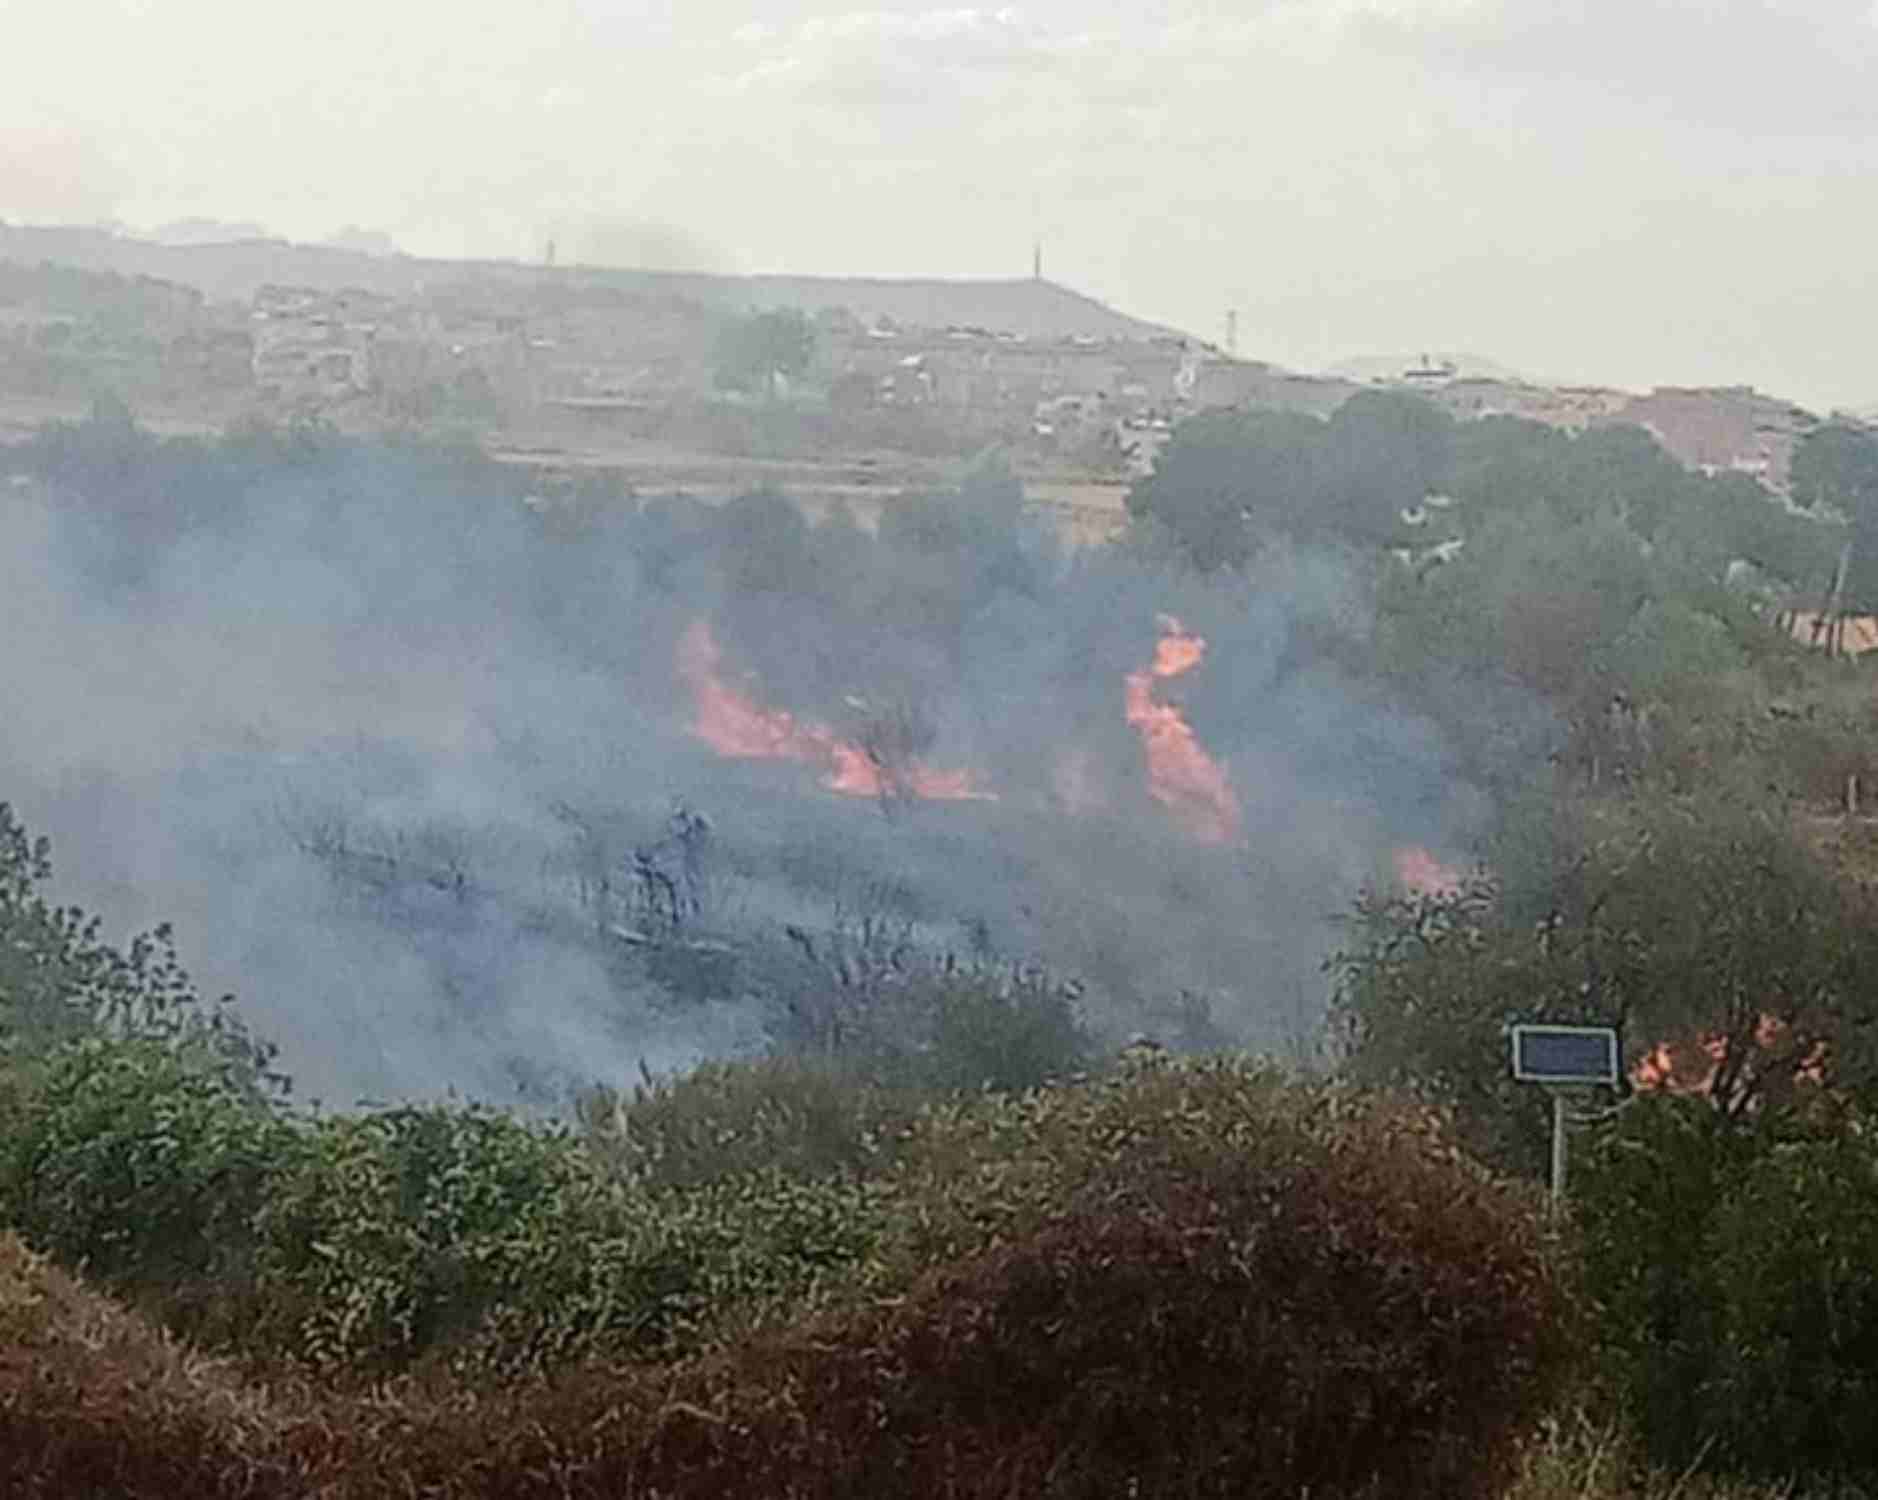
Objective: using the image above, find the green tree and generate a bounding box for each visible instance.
[1319,389,1457,545]
[1330,789,1878,1178]
[1123,407,1324,569]
[712,308,816,400]
[0,803,279,1090]
[1791,423,1878,610]
[1125,391,1455,566]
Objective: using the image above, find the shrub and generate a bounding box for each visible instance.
[0,1062,1575,1498]
[250,1102,890,1380]
[1574,1093,1878,1482]
[1706,1128,1878,1475]
[0,1034,289,1296]
[871,964,1093,1095]
[368,1058,1576,1500]
[1570,1093,1758,1467]
[0,802,281,1090]
[3,1061,891,1383]
[577,1054,912,1189]
[578,960,1092,1194]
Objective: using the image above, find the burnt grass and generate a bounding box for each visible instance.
[0,1060,1576,1499]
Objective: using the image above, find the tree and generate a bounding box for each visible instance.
[1124,408,1325,569]
[0,803,280,1091]
[1125,392,1463,567]
[712,309,816,400]
[1790,423,1878,613]
[1319,390,1457,545]
[1330,789,1878,1178]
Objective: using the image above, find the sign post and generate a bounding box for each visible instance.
[1510,1024,1620,1215]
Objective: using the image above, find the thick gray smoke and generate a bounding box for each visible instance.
[0,433,1473,1112]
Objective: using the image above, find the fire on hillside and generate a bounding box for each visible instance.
[676,619,993,802]
[680,612,1256,840]
[1123,614,1242,845]
[679,613,1457,915]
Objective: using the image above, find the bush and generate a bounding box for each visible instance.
[1706,1129,1878,1475]
[1575,1093,1878,1482]
[2,1059,890,1383]
[0,801,282,1089]
[1571,1093,1759,1467]
[0,1035,289,1296]
[249,1102,889,1380]
[578,1054,912,1189]
[0,1061,1575,1498]
[366,1058,1576,1500]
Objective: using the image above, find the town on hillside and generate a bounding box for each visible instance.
[0,222,1837,543]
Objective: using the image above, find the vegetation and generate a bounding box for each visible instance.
[711,307,816,399]
[0,1053,1572,1499]
[12,399,1878,1492]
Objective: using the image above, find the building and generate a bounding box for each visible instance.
[1604,386,1817,493]
[249,284,390,404]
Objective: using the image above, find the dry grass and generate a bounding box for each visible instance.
[1505,1412,1838,1500]
[0,1232,318,1497]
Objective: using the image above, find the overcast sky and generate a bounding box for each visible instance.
[5,0,1876,409]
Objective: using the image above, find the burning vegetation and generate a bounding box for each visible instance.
[1629,1012,1831,1104]
[1123,614,1242,844]
[682,606,1274,851]
[676,617,992,802]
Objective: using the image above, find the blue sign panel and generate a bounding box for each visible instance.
[1511,1025,1619,1085]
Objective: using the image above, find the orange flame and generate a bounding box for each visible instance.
[1393,846,1466,898]
[676,620,992,801]
[1630,1013,1830,1098]
[1124,615,1241,844]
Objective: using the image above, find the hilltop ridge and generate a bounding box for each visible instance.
[0,223,1181,344]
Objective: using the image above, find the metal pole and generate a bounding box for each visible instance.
[1550,1091,1568,1216]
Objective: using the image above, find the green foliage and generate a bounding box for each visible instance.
[1135,402,1846,801]
[0,1034,290,1290]
[1331,789,1878,1176]
[1124,392,1457,567]
[0,803,281,1088]
[1706,1129,1878,1474]
[1125,406,1326,569]
[579,955,1092,1189]
[242,1101,886,1377]
[710,307,815,398]
[1574,1097,1878,1481]
[1571,1096,1761,1466]
[843,964,1094,1095]
[0,1064,1576,1500]
[800,1056,1578,1500]
[250,1104,598,1372]
[1792,422,1878,612]
[578,1055,910,1189]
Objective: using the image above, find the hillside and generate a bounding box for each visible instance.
[0,223,1181,343]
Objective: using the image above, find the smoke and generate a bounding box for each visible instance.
[552,218,739,275]
[0,127,127,227]
[0,431,1473,1112]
